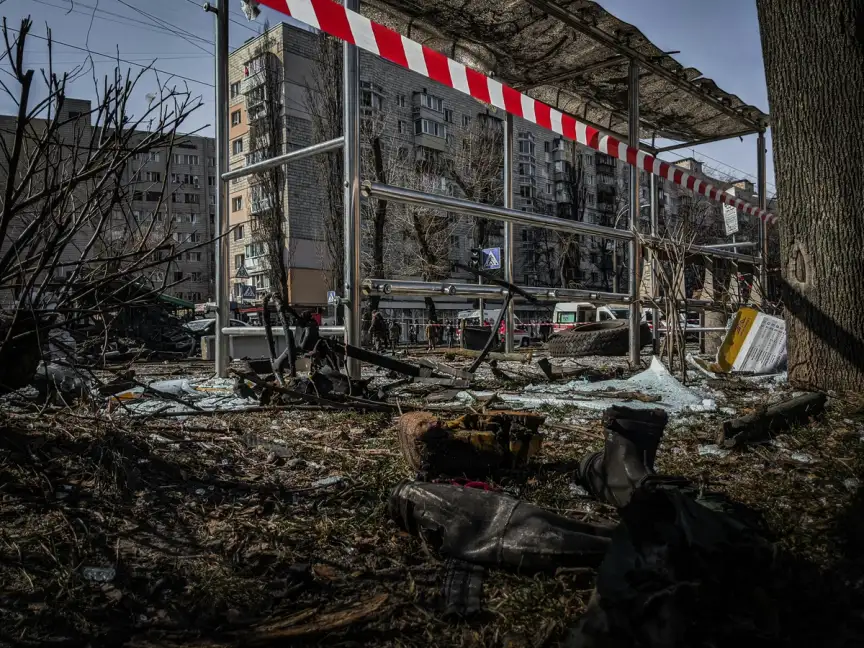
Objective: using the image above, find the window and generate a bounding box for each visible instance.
[418,92,444,112]
[191,272,202,282]
[174,271,184,282]
[444,108,453,123]
[145,171,161,182]
[449,235,460,248]
[208,176,215,186]
[585,174,595,186]
[234,254,245,269]
[232,196,243,212]
[208,156,216,167]
[252,274,270,290]
[231,110,242,126]
[232,138,244,155]
[397,120,405,134]
[395,94,406,107]
[518,134,535,156]
[188,232,199,243]
[68,110,82,119]
[245,241,266,257]
[187,251,202,261]
[360,81,384,110]
[519,162,535,177]
[519,185,536,198]
[461,114,471,127]
[544,141,550,153]
[145,191,161,201]
[414,119,446,138]
[187,213,197,224]
[173,154,199,165]
[230,81,241,98]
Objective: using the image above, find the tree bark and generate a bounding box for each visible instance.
[756,0,864,392]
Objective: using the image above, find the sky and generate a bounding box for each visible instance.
[0,0,775,195]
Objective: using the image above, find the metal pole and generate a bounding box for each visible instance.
[757,129,768,296]
[222,137,344,181]
[343,0,361,378]
[627,60,642,365]
[649,171,660,354]
[503,114,515,353]
[478,275,484,326]
[212,0,230,378]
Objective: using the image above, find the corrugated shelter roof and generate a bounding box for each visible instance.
[364,0,769,144]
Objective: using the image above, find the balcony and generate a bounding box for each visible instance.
[247,103,268,123]
[241,69,268,94]
[249,195,275,215]
[245,255,268,273]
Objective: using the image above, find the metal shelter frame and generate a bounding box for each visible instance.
[210,0,772,378]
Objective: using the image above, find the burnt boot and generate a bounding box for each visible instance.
[579,405,669,508]
[389,480,614,572]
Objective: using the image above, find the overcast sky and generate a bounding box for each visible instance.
[0,0,775,194]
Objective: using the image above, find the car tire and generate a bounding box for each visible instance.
[546,321,652,358]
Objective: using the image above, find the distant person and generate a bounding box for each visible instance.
[369,310,386,352]
[446,320,456,348]
[408,320,418,345]
[425,319,437,352]
[389,320,401,351]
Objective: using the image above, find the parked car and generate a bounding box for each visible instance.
[552,302,644,332]
[456,309,533,347]
[183,318,248,353]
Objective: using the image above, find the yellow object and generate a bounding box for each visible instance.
[710,307,759,373]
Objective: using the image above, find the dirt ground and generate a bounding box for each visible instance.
[3,357,864,647]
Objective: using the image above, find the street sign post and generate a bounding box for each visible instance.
[723,187,740,236]
[327,290,337,304]
[482,247,501,270]
[236,265,249,279]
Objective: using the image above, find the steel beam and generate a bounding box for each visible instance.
[703,241,757,250]
[221,137,344,181]
[503,114,515,353]
[362,182,635,241]
[524,0,767,133]
[652,130,759,153]
[627,60,641,365]
[362,279,630,304]
[649,170,660,354]
[213,0,230,378]
[343,0,362,379]
[515,54,627,90]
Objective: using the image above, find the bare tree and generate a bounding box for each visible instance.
[305,34,344,317]
[0,18,206,391]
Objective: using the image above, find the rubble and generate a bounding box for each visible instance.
[2,334,862,647]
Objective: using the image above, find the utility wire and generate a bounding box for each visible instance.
[31,0,213,46]
[3,26,214,88]
[113,0,214,55]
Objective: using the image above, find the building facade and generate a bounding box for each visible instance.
[0,97,217,306]
[226,21,767,323]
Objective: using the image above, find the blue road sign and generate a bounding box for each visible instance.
[482,247,501,270]
[242,285,256,299]
[327,290,337,304]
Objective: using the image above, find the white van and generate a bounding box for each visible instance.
[551,302,640,332]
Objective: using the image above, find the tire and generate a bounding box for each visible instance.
[546,320,652,357]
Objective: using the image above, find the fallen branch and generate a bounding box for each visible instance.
[445,349,533,363]
[718,392,827,447]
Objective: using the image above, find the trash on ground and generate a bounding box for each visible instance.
[397,410,544,478]
[709,307,787,375]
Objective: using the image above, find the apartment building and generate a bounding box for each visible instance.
[0,97,217,305]
[226,21,759,321]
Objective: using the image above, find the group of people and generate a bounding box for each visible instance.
[367,311,461,353]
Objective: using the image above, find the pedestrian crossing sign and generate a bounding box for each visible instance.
[482,247,501,270]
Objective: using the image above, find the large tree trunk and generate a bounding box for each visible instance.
[756,0,864,392]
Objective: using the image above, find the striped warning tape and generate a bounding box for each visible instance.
[252,0,777,225]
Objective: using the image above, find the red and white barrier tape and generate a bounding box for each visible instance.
[252,0,776,225]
